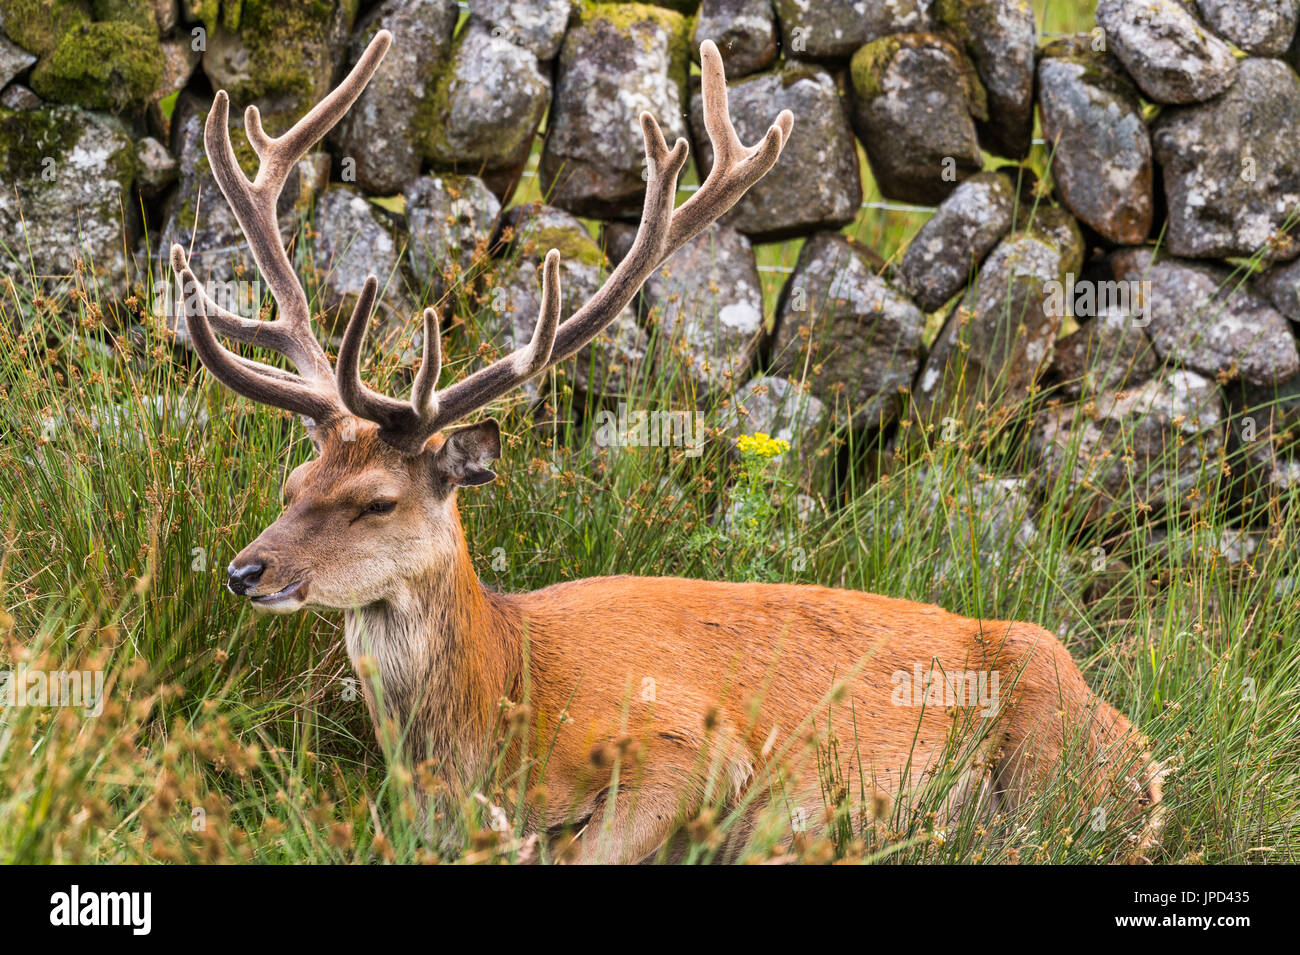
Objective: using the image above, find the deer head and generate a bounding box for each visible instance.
[172,29,792,614]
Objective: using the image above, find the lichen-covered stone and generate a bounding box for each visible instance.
[311,183,407,331]
[403,173,500,301]
[1030,368,1225,522]
[1110,247,1300,388]
[896,170,1015,311]
[1051,303,1159,399]
[1153,58,1300,262]
[1257,256,1300,321]
[642,222,764,397]
[1038,39,1152,245]
[773,0,930,62]
[1196,0,1299,57]
[935,0,1035,159]
[692,0,775,77]
[913,229,1070,427]
[771,232,924,430]
[134,134,176,196]
[469,0,572,60]
[539,2,686,219]
[689,65,860,241]
[848,33,986,205]
[1095,0,1237,104]
[202,0,356,118]
[0,0,91,57]
[0,30,36,87]
[0,104,137,294]
[150,0,177,32]
[330,0,457,196]
[422,20,550,203]
[485,204,646,400]
[718,375,827,451]
[29,21,163,112]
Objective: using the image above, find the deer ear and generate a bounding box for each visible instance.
[432,419,501,488]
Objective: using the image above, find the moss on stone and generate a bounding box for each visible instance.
[0,0,91,56]
[216,0,358,108]
[91,0,155,33]
[0,104,135,187]
[30,21,163,112]
[849,36,903,102]
[527,226,605,268]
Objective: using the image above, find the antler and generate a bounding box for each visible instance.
[170,29,395,421]
[337,39,793,452]
[175,34,792,454]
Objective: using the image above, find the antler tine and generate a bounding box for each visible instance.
[411,307,443,422]
[666,39,793,253]
[177,256,340,423]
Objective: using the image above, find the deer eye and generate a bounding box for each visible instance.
[363,500,397,516]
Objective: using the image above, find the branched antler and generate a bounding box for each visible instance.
[174,34,793,453]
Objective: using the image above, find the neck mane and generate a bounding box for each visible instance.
[343,504,521,773]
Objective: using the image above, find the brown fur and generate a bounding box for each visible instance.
[229,423,1165,864]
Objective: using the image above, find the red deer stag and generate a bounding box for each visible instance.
[172,30,1164,863]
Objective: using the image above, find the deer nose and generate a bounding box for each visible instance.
[227,561,265,595]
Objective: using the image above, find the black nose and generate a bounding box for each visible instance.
[227,562,265,595]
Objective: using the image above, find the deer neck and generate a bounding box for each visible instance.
[343,504,521,773]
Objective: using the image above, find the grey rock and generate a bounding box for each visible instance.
[690,65,860,241]
[134,136,177,197]
[1257,256,1300,321]
[1153,59,1300,263]
[1110,247,1300,388]
[0,31,35,88]
[718,376,828,450]
[774,0,931,62]
[913,229,1070,427]
[311,184,406,333]
[771,233,925,429]
[0,105,137,296]
[0,84,40,109]
[426,21,551,203]
[1038,40,1153,245]
[403,173,501,301]
[158,37,200,100]
[469,0,572,60]
[848,33,986,205]
[151,0,178,34]
[1223,369,1300,497]
[1095,0,1237,104]
[1051,304,1159,399]
[693,0,777,77]
[540,5,686,218]
[1017,205,1086,275]
[1196,0,1299,57]
[896,170,1015,311]
[486,205,645,400]
[642,223,764,396]
[1030,368,1225,522]
[936,0,1036,159]
[331,0,459,196]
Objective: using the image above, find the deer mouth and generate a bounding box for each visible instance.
[249,579,307,612]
